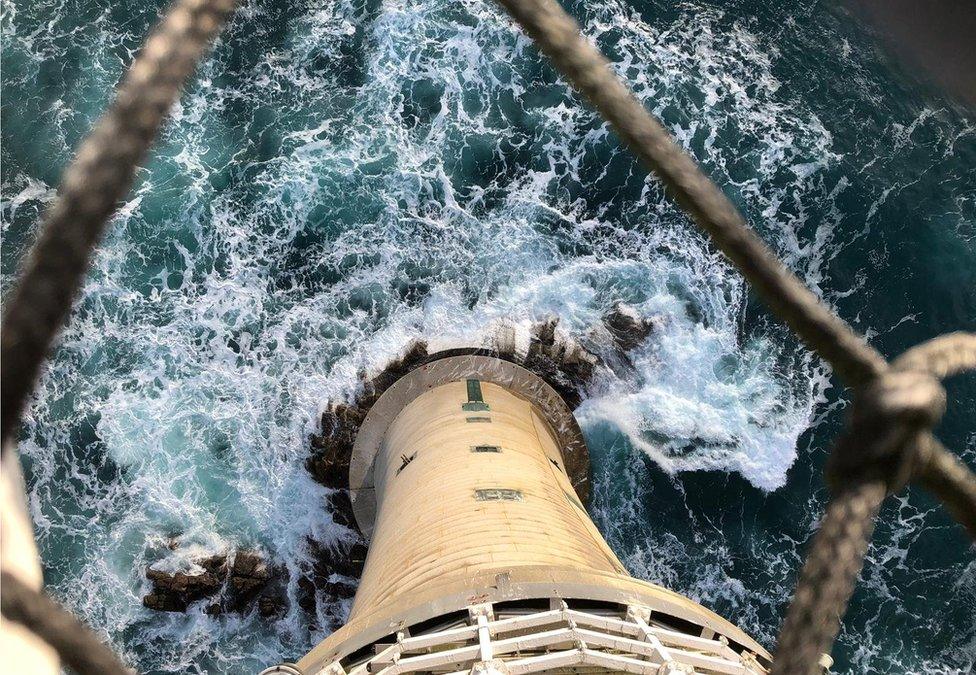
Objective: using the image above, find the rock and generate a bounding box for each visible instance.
[227,549,271,610]
[327,489,357,530]
[359,340,429,408]
[306,403,362,489]
[143,566,225,612]
[323,577,357,599]
[197,553,229,575]
[297,576,318,614]
[258,593,285,618]
[603,303,653,351]
[306,341,430,491]
[143,549,278,615]
[307,538,368,581]
[521,318,598,409]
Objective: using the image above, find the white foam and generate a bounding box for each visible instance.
[7,0,969,671]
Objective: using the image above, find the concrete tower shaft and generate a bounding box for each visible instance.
[350,373,621,619]
[292,355,770,675]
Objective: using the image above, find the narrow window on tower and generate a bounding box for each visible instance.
[475,488,523,502]
[462,379,490,412]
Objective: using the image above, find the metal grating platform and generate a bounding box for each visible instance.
[318,600,769,675]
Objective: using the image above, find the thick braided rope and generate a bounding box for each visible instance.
[894,331,976,378]
[915,437,976,539]
[0,0,237,447]
[896,334,976,539]
[773,336,974,674]
[487,2,976,672]
[768,482,887,675]
[1,571,132,674]
[491,0,887,388]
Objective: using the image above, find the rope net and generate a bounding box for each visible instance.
[1,0,973,673]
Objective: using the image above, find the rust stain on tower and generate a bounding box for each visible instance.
[268,354,772,675]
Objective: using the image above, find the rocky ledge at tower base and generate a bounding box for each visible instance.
[295,309,657,626]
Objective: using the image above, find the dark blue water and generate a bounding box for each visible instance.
[2,0,974,672]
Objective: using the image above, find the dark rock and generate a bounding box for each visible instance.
[258,593,285,618]
[197,553,228,575]
[143,567,224,612]
[143,592,184,612]
[306,341,430,491]
[227,549,271,610]
[327,489,357,530]
[297,576,318,614]
[306,403,362,489]
[361,340,429,406]
[307,537,368,581]
[521,318,598,409]
[323,577,358,599]
[603,303,653,351]
[144,549,278,615]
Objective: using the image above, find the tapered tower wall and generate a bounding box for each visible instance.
[292,355,770,675]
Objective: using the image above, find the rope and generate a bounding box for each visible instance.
[0,0,237,448]
[766,482,887,675]
[492,0,888,387]
[893,331,976,378]
[0,0,973,672]
[1,571,132,675]
[485,2,976,671]
[915,438,976,539]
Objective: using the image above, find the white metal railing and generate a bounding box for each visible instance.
[316,600,768,675]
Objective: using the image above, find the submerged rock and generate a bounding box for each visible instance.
[258,593,285,618]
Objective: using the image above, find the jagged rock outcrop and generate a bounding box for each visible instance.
[143,553,226,612]
[603,303,654,352]
[227,550,272,611]
[143,548,276,615]
[306,403,363,489]
[297,537,367,623]
[521,318,598,409]
[143,566,224,612]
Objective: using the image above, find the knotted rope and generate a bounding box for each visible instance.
[0,0,236,671]
[1,0,973,673]
[481,2,975,672]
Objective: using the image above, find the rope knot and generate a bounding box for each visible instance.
[827,370,946,493]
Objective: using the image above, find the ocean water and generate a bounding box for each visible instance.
[2,0,974,672]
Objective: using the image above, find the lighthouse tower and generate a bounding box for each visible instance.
[269,354,771,675]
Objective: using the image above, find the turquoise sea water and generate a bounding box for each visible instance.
[2,0,974,672]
